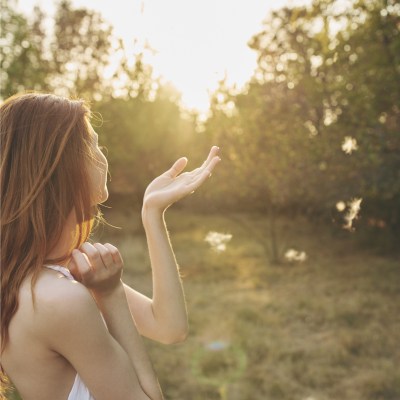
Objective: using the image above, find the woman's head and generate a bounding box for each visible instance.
[0,92,107,351]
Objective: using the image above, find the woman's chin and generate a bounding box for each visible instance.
[92,188,109,205]
[99,189,109,204]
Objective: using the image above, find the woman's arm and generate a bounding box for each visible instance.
[69,244,163,400]
[123,146,221,344]
[40,268,160,400]
[138,208,188,344]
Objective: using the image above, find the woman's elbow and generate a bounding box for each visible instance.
[160,325,189,345]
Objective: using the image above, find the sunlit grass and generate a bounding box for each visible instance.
[6,209,399,399]
[100,208,399,400]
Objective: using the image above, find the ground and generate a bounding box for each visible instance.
[6,209,400,400]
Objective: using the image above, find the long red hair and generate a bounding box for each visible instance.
[0,93,101,393]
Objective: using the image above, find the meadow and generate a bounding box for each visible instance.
[7,208,400,400]
[3,0,399,398]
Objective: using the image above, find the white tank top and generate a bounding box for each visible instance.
[43,265,96,400]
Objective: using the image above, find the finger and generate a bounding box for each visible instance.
[71,249,92,281]
[188,147,220,180]
[93,243,114,269]
[68,256,82,282]
[193,156,221,187]
[80,242,104,270]
[204,155,221,175]
[104,243,124,266]
[165,157,188,178]
[201,146,220,169]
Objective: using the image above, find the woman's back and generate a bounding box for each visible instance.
[1,267,85,399]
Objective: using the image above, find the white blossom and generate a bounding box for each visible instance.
[344,198,362,230]
[284,249,307,263]
[204,231,233,252]
[342,136,358,154]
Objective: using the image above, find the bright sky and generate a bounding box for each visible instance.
[18,0,309,112]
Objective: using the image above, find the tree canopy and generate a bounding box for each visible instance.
[1,0,399,236]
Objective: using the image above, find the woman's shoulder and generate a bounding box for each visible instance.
[19,267,96,333]
[28,269,112,360]
[21,267,88,304]
[44,267,94,306]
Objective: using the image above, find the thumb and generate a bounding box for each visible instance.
[167,157,188,178]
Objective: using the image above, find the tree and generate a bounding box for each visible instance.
[50,0,114,99]
[93,81,196,206]
[240,0,400,225]
[201,0,400,259]
[0,0,50,97]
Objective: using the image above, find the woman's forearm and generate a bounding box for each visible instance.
[94,284,163,400]
[141,206,189,343]
[128,146,219,343]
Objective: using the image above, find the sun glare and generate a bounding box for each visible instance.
[18,0,310,112]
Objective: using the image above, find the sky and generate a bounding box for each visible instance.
[17,0,309,112]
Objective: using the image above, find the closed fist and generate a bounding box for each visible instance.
[69,242,124,297]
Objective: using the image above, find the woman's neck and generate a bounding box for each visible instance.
[46,211,76,267]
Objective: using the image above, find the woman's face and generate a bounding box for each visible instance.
[88,127,109,205]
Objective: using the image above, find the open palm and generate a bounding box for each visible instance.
[143,146,221,212]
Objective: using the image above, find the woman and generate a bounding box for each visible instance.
[0,93,221,399]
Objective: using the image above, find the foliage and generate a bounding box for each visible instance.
[50,0,114,98]
[93,91,197,205]
[204,0,400,231]
[1,0,399,240]
[0,0,50,95]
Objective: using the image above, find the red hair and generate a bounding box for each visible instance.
[0,93,101,393]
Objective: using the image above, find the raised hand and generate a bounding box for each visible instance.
[142,146,221,213]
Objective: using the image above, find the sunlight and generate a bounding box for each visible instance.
[336,201,346,212]
[17,0,310,112]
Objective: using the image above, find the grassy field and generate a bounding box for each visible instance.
[6,209,400,399]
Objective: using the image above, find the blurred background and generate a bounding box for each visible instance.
[1,0,399,398]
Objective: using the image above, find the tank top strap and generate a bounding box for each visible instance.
[43,265,74,280]
[68,373,95,400]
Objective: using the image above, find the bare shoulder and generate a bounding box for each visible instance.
[27,269,101,340]
[29,269,94,309]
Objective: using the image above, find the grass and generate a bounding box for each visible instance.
[6,208,400,400]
